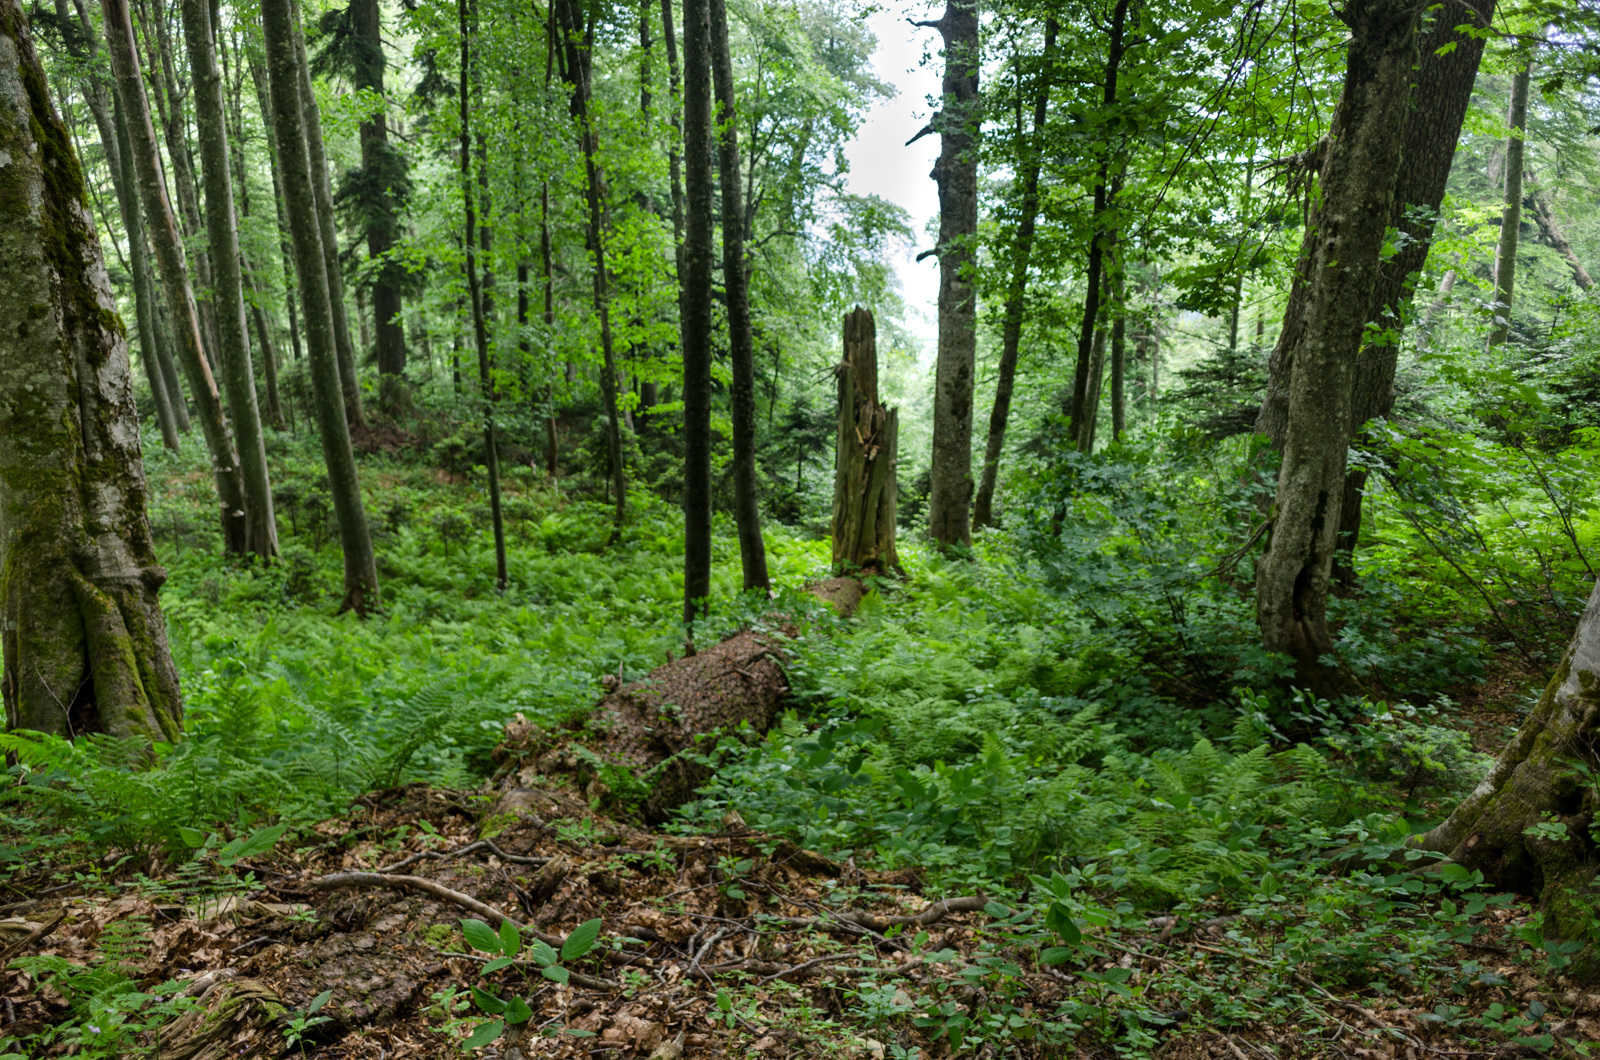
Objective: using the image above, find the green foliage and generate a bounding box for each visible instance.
[447,917,603,1048]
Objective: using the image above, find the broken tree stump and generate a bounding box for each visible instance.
[831,307,899,573]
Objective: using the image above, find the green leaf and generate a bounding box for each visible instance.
[306,989,333,1015]
[716,987,733,1012]
[481,957,514,974]
[540,965,570,984]
[219,824,286,867]
[560,919,603,962]
[498,919,522,960]
[528,939,558,967]
[1045,901,1082,945]
[983,901,1012,919]
[505,996,533,1025]
[470,987,508,1015]
[461,1020,504,1050]
[178,827,206,849]
[1041,947,1076,966]
[461,919,502,955]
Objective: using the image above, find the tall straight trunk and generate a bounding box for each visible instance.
[246,268,286,428]
[1082,320,1107,451]
[460,0,507,591]
[1111,272,1126,440]
[178,0,277,558]
[0,0,183,742]
[972,17,1055,531]
[923,0,979,549]
[541,181,558,475]
[1488,62,1531,347]
[291,1,365,427]
[103,0,250,553]
[1068,0,1128,453]
[350,0,407,384]
[661,0,684,260]
[246,45,306,372]
[260,0,378,612]
[708,0,768,592]
[636,0,658,415]
[1254,0,1416,693]
[152,291,190,428]
[678,0,714,628]
[554,0,626,546]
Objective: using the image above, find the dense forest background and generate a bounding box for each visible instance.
[7,0,1600,1054]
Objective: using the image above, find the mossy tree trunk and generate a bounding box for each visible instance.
[261,0,379,613]
[349,0,408,392]
[1487,60,1530,348]
[831,308,898,574]
[177,0,278,559]
[1419,579,1600,978]
[708,0,768,593]
[0,0,183,742]
[102,0,251,553]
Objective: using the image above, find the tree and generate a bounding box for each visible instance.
[831,308,898,573]
[0,0,182,742]
[101,0,253,554]
[709,0,769,592]
[177,0,279,558]
[972,17,1055,531]
[1253,0,1417,692]
[1488,60,1531,348]
[679,0,714,629]
[922,0,979,550]
[261,0,379,613]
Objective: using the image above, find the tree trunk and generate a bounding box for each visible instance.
[151,291,190,429]
[178,0,278,559]
[972,17,1055,532]
[260,0,379,613]
[678,0,714,629]
[291,1,365,427]
[554,0,627,549]
[1488,62,1530,348]
[1253,0,1416,693]
[541,180,558,476]
[1528,176,1592,292]
[1111,273,1127,441]
[1418,578,1600,978]
[709,0,768,593]
[102,0,251,553]
[0,0,183,742]
[246,44,306,376]
[924,0,979,550]
[831,308,898,573]
[350,0,407,390]
[1067,0,1128,458]
[460,0,507,592]
[660,0,684,262]
[246,267,286,428]
[1082,322,1107,452]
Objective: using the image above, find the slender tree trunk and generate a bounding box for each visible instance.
[460,0,507,592]
[178,0,277,558]
[246,45,305,374]
[541,181,558,476]
[291,1,365,427]
[678,0,713,629]
[152,292,190,429]
[972,18,1055,531]
[1528,180,1594,292]
[1488,62,1531,347]
[554,0,626,546]
[1082,322,1107,451]
[923,0,979,550]
[1254,0,1417,693]
[260,0,379,612]
[349,0,407,392]
[708,0,769,592]
[103,0,250,553]
[0,0,183,741]
[661,0,684,260]
[1111,272,1126,441]
[1068,0,1128,454]
[246,268,286,428]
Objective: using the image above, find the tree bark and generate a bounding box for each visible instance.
[1068,0,1127,455]
[709,0,768,593]
[350,0,407,389]
[1111,271,1126,441]
[103,0,250,553]
[924,0,979,550]
[541,180,558,476]
[291,1,365,427]
[972,17,1055,532]
[246,44,306,375]
[0,0,183,742]
[1253,0,1416,693]
[554,0,627,549]
[260,0,379,613]
[1488,62,1530,348]
[1528,176,1592,292]
[178,0,278,558]
[660,0,684,262]
[678,0,713,629]
[460,0,507,592]
[245,265,286,429]
[831,308,898,573]
[151,290,190,429]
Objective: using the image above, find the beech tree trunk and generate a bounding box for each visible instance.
[1488,62,1531,348]
[1254,0,1416,692]
[1419,578,1600,979]
[972,18,1055,532]
[102,0,251,553]
[0,0,183,742]
[261,0,379,613]
[1529,179,1594,292]
[350,0,407,391]
[291,2,365,428]
[923,0,979,550]
[678,0,714,628]
[709,0,769,592]
[1111,273,1127,441]
[178,0,278,558]
[831,308,898,573]
[246,44,306,375]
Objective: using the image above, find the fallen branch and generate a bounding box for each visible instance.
[307,871,569,950]
[0,912,64,962]
[376,838,550,875]
[765,894,989,936]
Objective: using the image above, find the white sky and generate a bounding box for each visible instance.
[841,3,943,347]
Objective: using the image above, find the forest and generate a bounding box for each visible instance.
[3,0,1600,1052]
